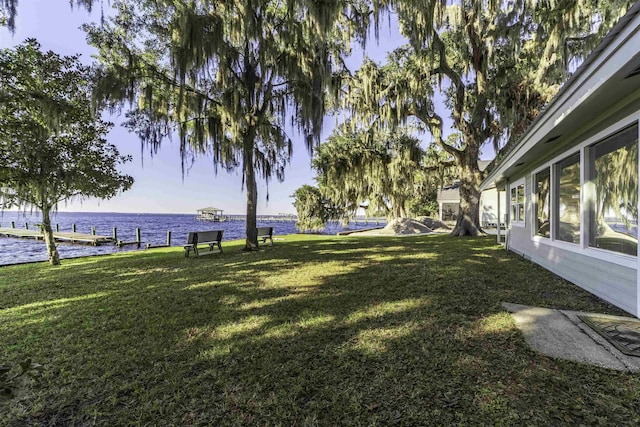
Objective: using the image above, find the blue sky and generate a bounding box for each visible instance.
[1,2,415,214]
[1,2,477,215]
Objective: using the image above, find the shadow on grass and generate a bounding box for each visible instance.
[1,234,638,425]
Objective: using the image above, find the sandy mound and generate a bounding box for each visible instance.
[414,216,452,231]
[385,218,433,234]
[352,218,433,236]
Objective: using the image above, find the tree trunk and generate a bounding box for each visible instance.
[450,152,483,236]
[243,137,259,251]
[41,207,60,265]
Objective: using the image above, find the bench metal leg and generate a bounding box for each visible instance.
[260,237,273,246]
[206,243,223,253]
[185,241,222,257]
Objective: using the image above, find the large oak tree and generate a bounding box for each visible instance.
[84,0,370,250]
[343,0,635,235]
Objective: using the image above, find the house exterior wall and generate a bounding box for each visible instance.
[437,187,461,221]
[480,188,507,227]
[505,113,639,316]
[509,225,637,314]
[481,5,640,317]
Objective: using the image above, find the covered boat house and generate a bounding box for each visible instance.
[196,207,226,222]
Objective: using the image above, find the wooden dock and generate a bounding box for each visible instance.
[0,227,113,246]
[50,232,113,246]
[0,228,42,239]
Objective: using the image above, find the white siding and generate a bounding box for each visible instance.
[483,6,640,317]
[506,173,637,315]
[480,188,506,226]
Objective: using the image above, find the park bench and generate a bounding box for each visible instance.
[184,230,223,257]
[257,226,274,246]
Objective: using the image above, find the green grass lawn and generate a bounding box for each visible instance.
[1,234,639,425]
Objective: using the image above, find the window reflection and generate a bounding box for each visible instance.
[510,183,525,224]
[535,168,550,237]
[555,153,581,244]
[589,125,638,256]
[517,186,524,222]
[510,187,517,222]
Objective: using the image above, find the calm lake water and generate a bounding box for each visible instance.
[0,212,383,266]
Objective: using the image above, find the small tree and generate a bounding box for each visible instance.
[313,125,427,219]
[0,40,133,265]
[292,185,337,232]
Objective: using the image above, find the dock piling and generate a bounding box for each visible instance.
[56,224,59,232]
[91,226,96,236]
[10,221,14,228]
[117,228,142,248]
[72,224,76,233]
[112,227,117,241]
[146,230,171,249]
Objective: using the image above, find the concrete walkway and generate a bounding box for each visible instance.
[502,302,640,372]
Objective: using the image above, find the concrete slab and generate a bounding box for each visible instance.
[502,302,640,372]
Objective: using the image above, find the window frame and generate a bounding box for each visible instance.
[554,151,582,245]
[527,114,639,269]
[586,124,638,256]
[533,167,551,238]
[509,179,526,227]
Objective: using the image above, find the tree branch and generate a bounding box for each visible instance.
[100,31,222,108]
[422,160,456,171]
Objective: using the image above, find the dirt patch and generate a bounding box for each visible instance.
[414,216,452,231]
[349,218,434,236]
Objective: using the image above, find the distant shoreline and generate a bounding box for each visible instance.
[1,210,296,217]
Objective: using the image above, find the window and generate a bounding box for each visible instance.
[524,121,639,262]
[587,124,638,256]
[510,181,525,225]
[535,168,550,237]
[554,153,581,244]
